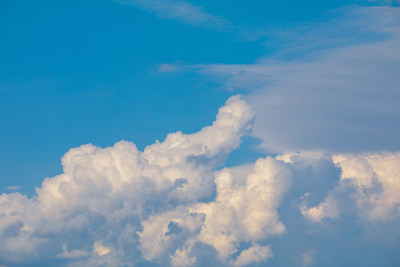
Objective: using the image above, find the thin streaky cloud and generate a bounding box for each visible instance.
[116,0,269,41]
[117,0,231,31]
[5,186,20,191]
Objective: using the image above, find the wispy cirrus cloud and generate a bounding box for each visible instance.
[4,186,20,191]
[115,0,270,41]
[117,0,231,31]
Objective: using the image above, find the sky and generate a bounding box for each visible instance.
[0,0,399,266]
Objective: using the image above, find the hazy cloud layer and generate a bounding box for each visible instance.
[191,5,400,153]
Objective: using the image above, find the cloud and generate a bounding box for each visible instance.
[189,5,400,153]
[158,63,180,73]
[93,242,111,256]
[3,95,351,266]
[4,186,20,191]
[56,244,90,259]
[116,0,268,41]
[301,249,317,266]
[118,0,230,31]
[232,245,273,266]
[272,150,400,266]
[136,155,291,265]
[0,95,265,266]
[302,151,400,223]
[301,194,340,222]
[192,157,290,259]
[1,96,399,266]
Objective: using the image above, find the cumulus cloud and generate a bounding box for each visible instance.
[1,95,399,266]
[2,96,287,266]
[302,152,400,223]
[272,151,400,266]
[232,244,273,266]
[334,152,400,221]
[192,157,290,259]
[136,155,291,265]
[301,194,340,222]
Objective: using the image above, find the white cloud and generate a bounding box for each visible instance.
[116,0,269,41]
[335,152,400,221]
[93,241,111,256]
[137,155,291,264]
[301,249,317,266]
[115,0,279,41]
[301,195,339,222]
[170,245,196,266]
[0,95,258,265]
[0,95,294,266]
[1,95,399,266]
[232,244,273,266]
[56,243,90,259]
[192,157,290,259]
[158,63,180,73]
[300,151,400,222]
[118,0,230,31]
[4,186,20,191]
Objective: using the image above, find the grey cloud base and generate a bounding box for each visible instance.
[1,96,400,266]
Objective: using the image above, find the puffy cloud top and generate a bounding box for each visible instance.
[300,152,400,223]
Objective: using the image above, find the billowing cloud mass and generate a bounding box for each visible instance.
[1,96,285,266]
[1,96,400,266]
[302,152,400,222]
[138,156,290,266]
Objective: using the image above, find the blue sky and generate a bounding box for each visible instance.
[0,0,400,266]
